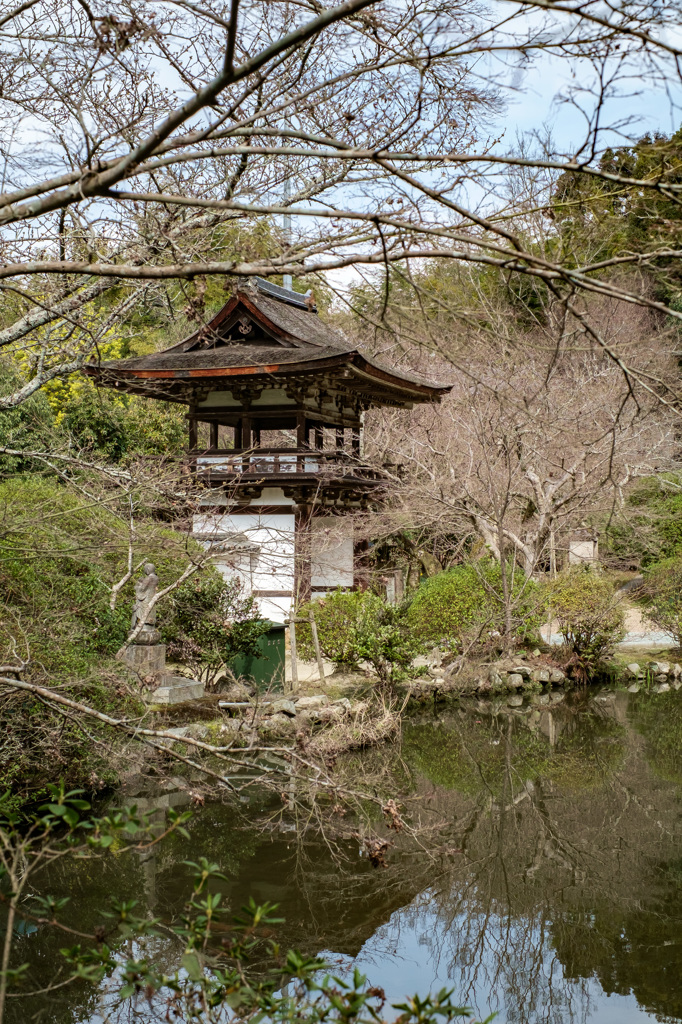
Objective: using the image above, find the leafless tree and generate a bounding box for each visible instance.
[1,0,682,407]
[364,282,676,598]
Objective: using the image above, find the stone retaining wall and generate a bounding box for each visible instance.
[624,660,682,693]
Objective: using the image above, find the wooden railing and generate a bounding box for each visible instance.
[188,447,387,484]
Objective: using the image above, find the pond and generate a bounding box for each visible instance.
[7,686,682,1024]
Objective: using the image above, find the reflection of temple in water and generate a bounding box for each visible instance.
[12,693,682,1024]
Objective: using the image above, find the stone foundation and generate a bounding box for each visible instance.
[626,660,682,693]
[152,676,205,705]
[122,642,205,704]
[123,643,167,676]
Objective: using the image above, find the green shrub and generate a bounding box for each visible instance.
[0,474,210,680]
[0,474,264,799]
[0,477,136,677]
[0,361,55,473]
[57,381,186,462]
[641,557,682,647]
[297,590,424,690]
[546,566,625,676]
[164,575,270,688]
[601,474,682,567]
[407,560,540,651]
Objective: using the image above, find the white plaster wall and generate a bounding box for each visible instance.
[259,594,292,623]
[568,540,598,565]
[193,497,354,623]
[253,487,295,505]
[311,517,354,590]
[193,508,295,624]
[197,387,294,410]
[211,550,254,600]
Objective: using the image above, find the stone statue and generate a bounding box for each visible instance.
[122,560,205,704]
[131,562,159,642]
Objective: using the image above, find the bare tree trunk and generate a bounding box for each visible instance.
[0,890,17,1024]
[497,519,513,653]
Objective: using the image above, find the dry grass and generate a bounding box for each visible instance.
[307,695,403,759]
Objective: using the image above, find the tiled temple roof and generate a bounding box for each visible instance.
[84,278,450,405]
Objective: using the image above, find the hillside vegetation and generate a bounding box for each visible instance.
[0,475,207,803]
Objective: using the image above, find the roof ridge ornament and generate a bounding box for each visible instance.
[253,276,317,313]
[243,276,259,298]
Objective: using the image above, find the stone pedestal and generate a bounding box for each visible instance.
[123,643,167,676]
[152,676,205,705]
[122,642,205,705]
[135,625,162,645]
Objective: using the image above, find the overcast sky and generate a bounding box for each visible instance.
[510,53,682,150]
[325,35,682,299]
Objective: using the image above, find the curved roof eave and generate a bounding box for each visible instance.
[84,350,450,401]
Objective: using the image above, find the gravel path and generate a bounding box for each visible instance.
[541,604,676,649]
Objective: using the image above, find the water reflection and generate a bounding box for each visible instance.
[7,688,682,1024]
[392,692,682,1023]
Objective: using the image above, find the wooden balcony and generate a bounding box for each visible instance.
[188,447,389,491]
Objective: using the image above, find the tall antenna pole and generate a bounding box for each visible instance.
[283,173,293,291]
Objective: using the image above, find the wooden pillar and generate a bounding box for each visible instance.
[351,426,361,457]
[288,618,299,693]
[314,424,323,449]
[188,417,198,450]
[296,411,307,449]
[353,536,370,591]
[252,425,261,447]
[294,504,312,606]
[209,422,219,450]
[234,422,242,449]
[308,606,325,682]
[241,414,251,450]
[336,427,344,451]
